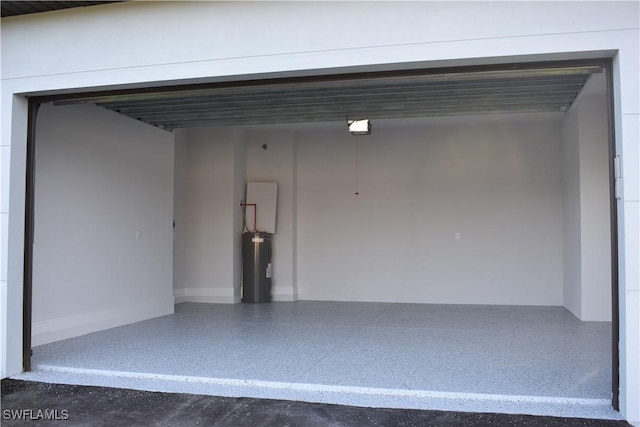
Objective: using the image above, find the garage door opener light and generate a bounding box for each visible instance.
[347,118,371,135]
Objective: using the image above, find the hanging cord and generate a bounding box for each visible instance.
[354,137,359,195]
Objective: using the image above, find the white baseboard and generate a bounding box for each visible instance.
[174,287,237,304]
[32,297,175,346]
[175,287,296,303]
[271,286,298,301]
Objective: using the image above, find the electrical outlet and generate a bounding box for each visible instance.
[455,232,461,240]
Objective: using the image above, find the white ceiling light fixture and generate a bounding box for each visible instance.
[347,118,372,135]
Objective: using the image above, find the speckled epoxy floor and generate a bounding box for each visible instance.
[16,302,618,420]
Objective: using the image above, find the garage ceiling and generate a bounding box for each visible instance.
[53,64,602,131]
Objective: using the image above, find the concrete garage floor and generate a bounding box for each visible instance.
[12,302,621,421]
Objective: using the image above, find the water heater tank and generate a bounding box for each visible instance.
[242,231,272,303]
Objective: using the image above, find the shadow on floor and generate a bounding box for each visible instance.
[1,379,631,427]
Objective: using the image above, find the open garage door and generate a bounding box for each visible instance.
[51,62,601,129]
[23,59,619,413]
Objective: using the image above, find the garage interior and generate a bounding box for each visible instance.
[19,61,618,419]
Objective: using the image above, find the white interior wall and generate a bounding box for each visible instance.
[245,131,298,300]
[178,111,611,311]
[31,103,175,345]
[172,129,188,295]
[296,116,565,304]
[173,127,244,303]
[174,129,298,302]
[561,77,612,322]
[578,94,612,321]
[232,140,247,302]
[562,104,583,318]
